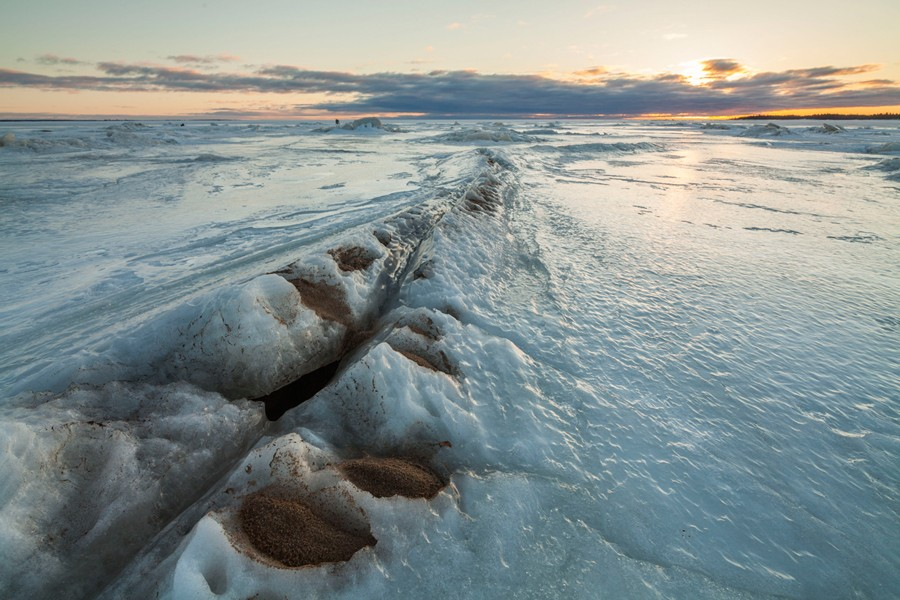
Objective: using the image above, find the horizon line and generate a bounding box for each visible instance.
[2,110,900,123]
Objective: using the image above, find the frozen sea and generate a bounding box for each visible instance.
[0,118,897,599]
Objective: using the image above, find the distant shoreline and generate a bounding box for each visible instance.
[1,114,899,123]
[0,118,234,123]
[733,113,900,121]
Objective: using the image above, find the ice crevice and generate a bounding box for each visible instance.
[98,150,519,598]
[0,149,512,600]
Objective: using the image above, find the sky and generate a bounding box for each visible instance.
[1,0,898,119]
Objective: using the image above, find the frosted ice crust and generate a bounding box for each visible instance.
[6,149,507,599]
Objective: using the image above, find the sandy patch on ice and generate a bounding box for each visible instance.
[289,277,352,326]
[239,491,376,567]
[328,245,377,272]
[339,457,445,499]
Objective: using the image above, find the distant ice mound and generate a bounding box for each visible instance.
[424,125,542,143]
[557,141,665,153]
[865,157,900,171]
[106,122,179,146]
[315,117,402,134]
[0,131,91,153]
[521,128,559,135]
[529,141,666,155]
[739,123,794,138]
[864,157,900,181]
[699,122,732,130]
[344,117,398,131]
[805,123,847,134]
[865,141,900,154]
[0,123,177,153]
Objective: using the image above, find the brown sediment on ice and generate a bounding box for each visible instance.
[402,317,441,342]
[288,277,352,327]
[464,181,501,214]
[328,245,377,272]
[339,457,445,499]
[239,492,375,567]
[389,343,452,375]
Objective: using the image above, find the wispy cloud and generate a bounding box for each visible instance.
[1,59,896,117]
[663,33,687,41]
[36,54,88,66]
[573,67,608,78]
[167,54,240,65]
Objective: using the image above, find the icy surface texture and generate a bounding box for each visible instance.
[0,119,898,599]
[423,123,543,143]
[0,382,265,600]
[739,122,795,137]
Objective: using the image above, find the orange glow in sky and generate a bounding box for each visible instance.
[2,1,898,119]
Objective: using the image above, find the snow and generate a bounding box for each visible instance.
[1,118,898,599]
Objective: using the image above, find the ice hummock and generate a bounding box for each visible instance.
[423,123,542,143]
[805,122,847,134]
[314,116,403,133]
[739,122,794,137]
[864,156,900,180]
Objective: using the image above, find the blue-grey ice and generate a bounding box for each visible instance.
[0,119,897,599]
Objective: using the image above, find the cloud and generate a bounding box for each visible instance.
[1,60,897,117]
[789,65,878,78]
[446,22,463,30]
[167,54,240,65]
[702,59,743,78]
[663,33,688,41]
[36,54,87,66]
[573,67,608,77]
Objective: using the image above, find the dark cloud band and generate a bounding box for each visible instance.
[1,59,896,117]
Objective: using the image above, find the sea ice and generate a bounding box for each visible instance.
[0,118,897,600]
[805,122,847,134]
[739,122,794,137]
[0,382,265,600]
[424,124,542,143]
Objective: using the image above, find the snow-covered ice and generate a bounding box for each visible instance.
[1,119,898,599]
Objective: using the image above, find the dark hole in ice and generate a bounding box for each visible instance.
[258,360,341,421]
